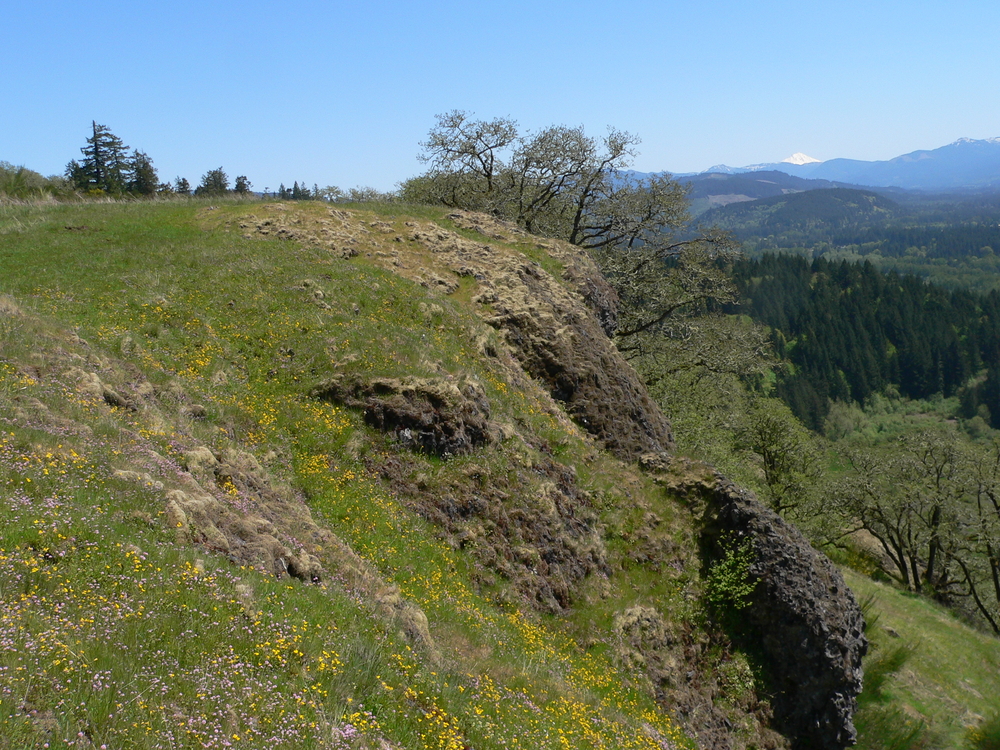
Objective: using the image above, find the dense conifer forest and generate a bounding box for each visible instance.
[704,188,1000,293]
[730,255,1000,429]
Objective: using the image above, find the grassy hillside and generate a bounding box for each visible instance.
[2,198,999,750]
[0,199,716,749]
[845,570,1000,748]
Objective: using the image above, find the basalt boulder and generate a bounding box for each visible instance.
[701,477,867,750]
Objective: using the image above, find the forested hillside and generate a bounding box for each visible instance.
[730,255,1000,429]
[703,189,901,237]
[396,114,1000,748]
[668,171,851,215]
[704,187,1000,293]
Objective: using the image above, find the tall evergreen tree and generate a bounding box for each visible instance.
[65,121,131,194]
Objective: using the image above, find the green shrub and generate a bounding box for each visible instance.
[705,533,758,611]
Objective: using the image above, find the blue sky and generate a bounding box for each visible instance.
[4,0,999,191]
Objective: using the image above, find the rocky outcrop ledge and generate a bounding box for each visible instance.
[702,475,867,750]
[310,375,496,458]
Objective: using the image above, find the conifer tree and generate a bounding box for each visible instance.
[65,121,131,194]
[195,167,229,196]
[127,150,159,196]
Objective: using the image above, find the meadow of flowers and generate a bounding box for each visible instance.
[0,200,699,749]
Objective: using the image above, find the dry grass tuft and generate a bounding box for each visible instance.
[0,294,23,317]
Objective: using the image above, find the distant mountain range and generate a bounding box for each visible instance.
[671,137,1000,192]
[661,170,859,215]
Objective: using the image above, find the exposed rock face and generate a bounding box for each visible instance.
[482,259,673,461]
[701,476,867,750]
[382,453,610,614]
[406,211,675,460]
[310,375,495,458]
[241,205,671,459]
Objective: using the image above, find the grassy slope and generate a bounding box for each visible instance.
[0,199,698,749]
[3,199,1000,750]
[844,569,1000,748]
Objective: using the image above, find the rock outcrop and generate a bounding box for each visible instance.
[241,204,673,459]
[701,476,867,750]
[240,204,866,746]
[481,257,673,460]
[310,375,495,458]
[406,211,675,460]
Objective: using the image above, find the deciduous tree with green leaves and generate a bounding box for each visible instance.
[833,431,969,597]
[0,162,68,198]
[737,397,823,518]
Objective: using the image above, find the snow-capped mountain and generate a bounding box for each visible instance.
[782,153,821,165]
[685,138,1000,191]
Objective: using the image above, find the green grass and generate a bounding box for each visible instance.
[0,199,702,749]
[9,197,997,749]
[844,569,1000,748]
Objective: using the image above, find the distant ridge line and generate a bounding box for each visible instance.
[664,137,1000,191]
